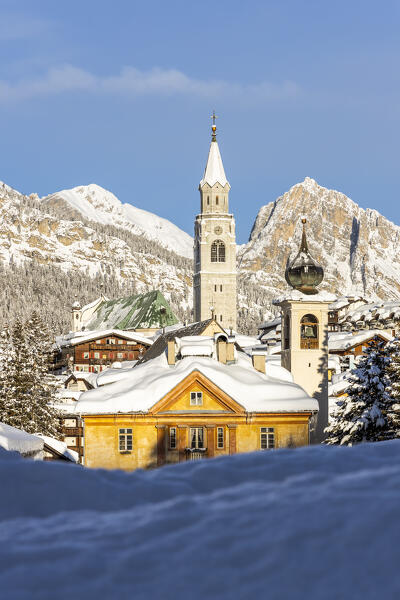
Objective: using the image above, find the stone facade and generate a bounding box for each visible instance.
[193,130,237,330]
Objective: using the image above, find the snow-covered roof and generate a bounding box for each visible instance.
[57,329,152,347]
[258,317,281,331]
[274,290,337,304]
[329,329,392,351]
[96,363,137,387]
[0,422,43,455]
[38,435,79,463]
[199,140,228,188]
[75,349,318,415]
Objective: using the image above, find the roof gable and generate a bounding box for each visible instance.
[150,370,245,415]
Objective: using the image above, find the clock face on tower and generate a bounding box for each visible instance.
[214,226,222,235]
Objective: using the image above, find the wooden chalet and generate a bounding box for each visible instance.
[58,330,153,373]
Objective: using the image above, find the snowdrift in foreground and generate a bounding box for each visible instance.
[1,442,400,599]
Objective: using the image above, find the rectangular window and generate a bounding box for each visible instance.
[260,427,275,450]
[190,427,204,449]
[217,427,224,449]
[214,284,217,292]
[190,391,203,406]
[118,339,124,345]
[94,352,100,359]
[83,352,89,359]
[169,427,177,449]
[220,315,223,322]
[96,340,101,344]
[119,428,133,452]
[107,338,116,345]
[117,352,123,359]
[220,285,222,292]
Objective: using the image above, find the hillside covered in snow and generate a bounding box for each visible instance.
[43,184,193,259]
[1,176,400,334]
[1,441,399,598]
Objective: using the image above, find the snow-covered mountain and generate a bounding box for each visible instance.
[1,176,400,335]
[43,184,193,259]
[239,177,400,302]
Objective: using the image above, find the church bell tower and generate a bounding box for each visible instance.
[193,114,237,330]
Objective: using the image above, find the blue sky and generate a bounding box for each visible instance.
[0,0,399,243]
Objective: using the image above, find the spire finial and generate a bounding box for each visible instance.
[211,111,218,141]
[300,217,308,253]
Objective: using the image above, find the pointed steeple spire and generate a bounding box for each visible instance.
[199,112,228,188]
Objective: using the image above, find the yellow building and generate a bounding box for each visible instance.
[76,334,318,470]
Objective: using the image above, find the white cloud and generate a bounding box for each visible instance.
[0,64,301,104]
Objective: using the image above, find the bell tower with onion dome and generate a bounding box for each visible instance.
[277,218,330,442]
[193,113,237,331]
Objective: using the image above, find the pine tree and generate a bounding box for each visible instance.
[384,336,400,436]
[325,337,392,445]
[0,313,61,437]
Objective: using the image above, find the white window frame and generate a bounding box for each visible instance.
[83,352,89,359]
[190,427,204,449]
[217,427,224,449]
[169,427,177,449]
[94,352,100,359]
[190,391,203,406]
[260,427,275,450]
[119,428,133,452]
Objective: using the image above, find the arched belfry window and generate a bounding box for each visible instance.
[211,239,226,262]
[300,314,319,349]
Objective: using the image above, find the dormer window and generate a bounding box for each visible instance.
[190,392,203,406]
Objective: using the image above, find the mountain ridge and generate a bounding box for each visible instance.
[1,176,400,335]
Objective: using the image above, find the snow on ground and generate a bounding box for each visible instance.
[1,441,400,599]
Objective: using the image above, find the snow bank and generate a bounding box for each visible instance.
[1,441,400,599]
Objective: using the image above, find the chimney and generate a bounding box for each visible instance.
[226,336,235,363]
[167,340,175,365]
[251,347,268,374]
[217,340,227,364]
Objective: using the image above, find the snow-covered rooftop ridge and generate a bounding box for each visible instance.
[75,349,318,415]
[273,290,337,304]
[57,329,153,347]
[200,139,228,188]
[38,435,79,463]
[0,422,43,455]
[329,329,393,351]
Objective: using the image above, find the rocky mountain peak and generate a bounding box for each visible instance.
[240,179,400,302]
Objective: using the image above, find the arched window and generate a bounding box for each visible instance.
[207,196,210,205]
[211,239,226,262]
[300,314,319,349]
